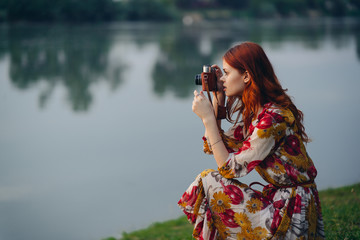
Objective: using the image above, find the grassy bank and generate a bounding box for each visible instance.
[319,183,360,239]
[105,183,360,240]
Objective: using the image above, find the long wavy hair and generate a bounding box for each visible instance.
[223,42,309,142]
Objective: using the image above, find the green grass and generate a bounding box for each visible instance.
[119,217,193,240]
[103,183,360,240]
[319,183,360,239]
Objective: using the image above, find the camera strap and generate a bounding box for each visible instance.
[214,92,226,120]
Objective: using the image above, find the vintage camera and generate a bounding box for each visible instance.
[194,65,226,119]
[195,65,218,91]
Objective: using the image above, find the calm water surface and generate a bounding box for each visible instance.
[0,18,360,240]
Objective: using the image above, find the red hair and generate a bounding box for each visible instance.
[223,42,309,142]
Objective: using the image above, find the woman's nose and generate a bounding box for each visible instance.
[220,76,225,82]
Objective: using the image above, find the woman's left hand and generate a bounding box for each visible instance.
[192,90,215,122]
[211,64,225,93]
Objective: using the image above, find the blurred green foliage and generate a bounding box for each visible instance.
[0,0,359,23]
[0,0,177,22]
[0,0,117,22]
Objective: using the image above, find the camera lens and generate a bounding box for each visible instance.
[195,74,202,85]
[203,65,211,73]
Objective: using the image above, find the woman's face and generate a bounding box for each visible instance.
[220,59,247,97]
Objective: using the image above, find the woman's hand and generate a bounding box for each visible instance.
[211,64,225,106]
[211,64,224,93]
[192,90,215,122]
[193,88,229,168]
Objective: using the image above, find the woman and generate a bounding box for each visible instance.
[178,42,325,240]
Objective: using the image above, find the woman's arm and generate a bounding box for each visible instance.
[204,92,225,139]
[204,64,226,145]
[192,90,229,168]
[203,116,229,168]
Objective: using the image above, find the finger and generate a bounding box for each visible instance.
[211,66,222,78]
[194,91,200,99]
[194,90,203,98]
[211,64,219,69]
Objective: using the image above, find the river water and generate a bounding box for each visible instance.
[0,18,359,240]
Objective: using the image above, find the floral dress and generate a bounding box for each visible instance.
[178,103,325,240]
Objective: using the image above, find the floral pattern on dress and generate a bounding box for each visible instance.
[178,103,325,239]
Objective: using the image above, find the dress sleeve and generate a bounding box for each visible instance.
[218,108,286,179]
[203,124,243,154]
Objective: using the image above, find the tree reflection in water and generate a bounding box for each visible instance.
[152,19,360,98]
[3,24,123,111]
[0,19,359,111]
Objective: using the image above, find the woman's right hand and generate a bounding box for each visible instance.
[192,90,215,123]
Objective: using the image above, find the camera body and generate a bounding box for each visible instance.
[194,65,226,120]
[195,65,217,91]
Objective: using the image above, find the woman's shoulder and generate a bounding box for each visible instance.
[261,102,295,125]
[258,103,283,120]
[264,102,282,114]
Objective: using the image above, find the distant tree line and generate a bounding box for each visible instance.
[0,0,359,22]
[176,0,359,18]
[0,0,177,22]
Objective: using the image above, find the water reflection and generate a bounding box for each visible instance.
[2,25,124,111]
[152,25,232,98]
[0,19,359,110]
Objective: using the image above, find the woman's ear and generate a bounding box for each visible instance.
[244,71,250,83]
